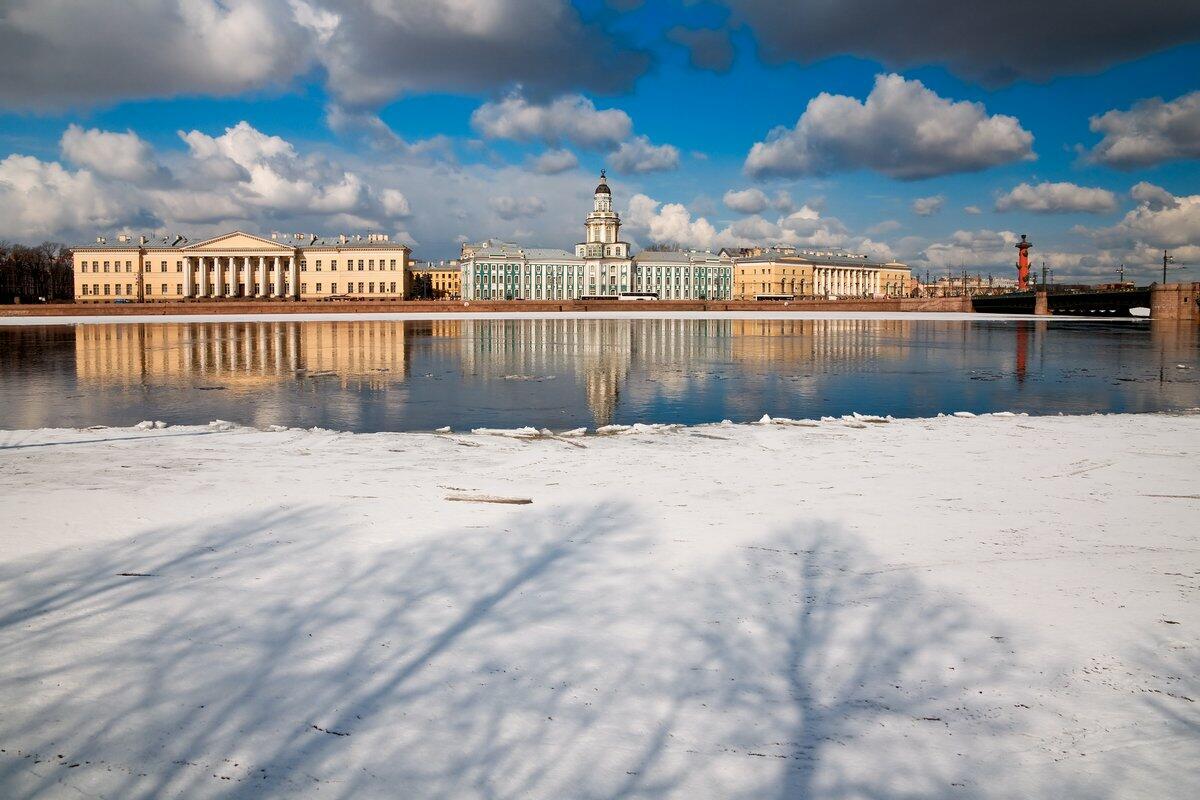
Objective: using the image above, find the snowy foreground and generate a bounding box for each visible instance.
[1,414,1197,799]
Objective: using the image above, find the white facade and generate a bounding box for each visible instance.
[461,173,732,301]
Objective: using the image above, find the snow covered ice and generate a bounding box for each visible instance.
[1,413,1198,798]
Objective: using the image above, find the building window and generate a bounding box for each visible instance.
[81,285,89,295]
[358,260,364,271]
[301,283,307,293]
[390,281,396,292]
[316,283,322,292]
[300,260,307,272]
[331,259,337,270]
[81,263,88,273]
[104,284,110,295]
[175,284,182,294]
[368,259,374,270]
[146,285,152,295]
[368,282,375,293]
[114,284,121,296]
[331,283,338,293]
[358,282,364,292]
[103,261,110,272]
[390,259,396,268]
[316,260,322,271]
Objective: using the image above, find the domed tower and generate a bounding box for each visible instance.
[577,170,629,260]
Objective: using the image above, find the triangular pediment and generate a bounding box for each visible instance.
[183,231,295,252]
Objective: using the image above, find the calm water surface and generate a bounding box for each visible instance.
[1,318,1197,431]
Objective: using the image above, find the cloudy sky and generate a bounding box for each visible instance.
[0,0,1198,282]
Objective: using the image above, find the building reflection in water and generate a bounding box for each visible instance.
[75,321,410,390]
[59,317,1197,430]
[73,317,925,428]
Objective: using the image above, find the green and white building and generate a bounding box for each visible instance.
[460,172,732,301]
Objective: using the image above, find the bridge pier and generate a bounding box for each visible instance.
[1150,282,1199,322]
[1034,290,1050,316]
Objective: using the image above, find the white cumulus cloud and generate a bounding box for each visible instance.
[608,136,680,174]
[528,148,579,175]
[724,188,769,214]
[60,124,170,184]
[1087,90,1200,169]
[994,182,1118,214]
[488,195,547,220]
[744,73,1034,180]
[912,195,946,216]
[471,93,632,151]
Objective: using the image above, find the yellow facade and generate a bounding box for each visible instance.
[734,258,814,299]
[72,231,410,303]
[75,320,408,390]
[409,261,462,299]
[733,254,912,299]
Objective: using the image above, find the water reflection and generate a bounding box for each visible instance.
[0,318,1195,431]
[76,321,409,390]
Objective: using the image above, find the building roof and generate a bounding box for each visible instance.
[734,251,908,270]
[72,243,144,253]
[633,250,731,266]
[466,243,579,261]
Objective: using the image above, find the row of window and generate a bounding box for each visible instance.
[79,261,135,273]
[300,282,399,294]
[83,280,401,297]
[81,258,403,274]
[301,259,400,272]
[82,284,135,296]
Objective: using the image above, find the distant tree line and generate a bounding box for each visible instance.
[0,242,74,303]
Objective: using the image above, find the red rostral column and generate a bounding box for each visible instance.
[1015,234,1032,290]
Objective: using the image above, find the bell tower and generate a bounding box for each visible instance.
[578,170,628,260]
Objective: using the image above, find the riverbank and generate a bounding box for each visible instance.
[2,413,1197,798]
[0,296,973,319]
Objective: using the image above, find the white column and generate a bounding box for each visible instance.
[289,256,299,300]
[258,256,267,298]
[228,257,239,297]
[273,256,283,298]
[184,256,194,298]
[199,256,209,297]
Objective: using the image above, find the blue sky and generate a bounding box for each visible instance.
[0,0,1198,282]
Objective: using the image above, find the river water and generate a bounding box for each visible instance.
[0,317,1196,431]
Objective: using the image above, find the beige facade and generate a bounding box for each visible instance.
[733,252,912,300]
[75,320,408,390]
[73,231,410,303]
[734,257,813,299]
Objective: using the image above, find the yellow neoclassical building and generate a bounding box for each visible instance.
[729,249,912,300]
[72,230,410,302]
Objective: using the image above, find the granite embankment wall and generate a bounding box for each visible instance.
[0,296,973,317]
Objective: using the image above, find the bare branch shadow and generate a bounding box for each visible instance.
[0,509,1101,798]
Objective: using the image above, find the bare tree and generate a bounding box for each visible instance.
[0,242,74,303]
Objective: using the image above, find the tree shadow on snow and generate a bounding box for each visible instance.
[0,508,1095,798]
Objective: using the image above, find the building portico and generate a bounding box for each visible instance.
[73,230,411,303]
[181,233,299,300]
